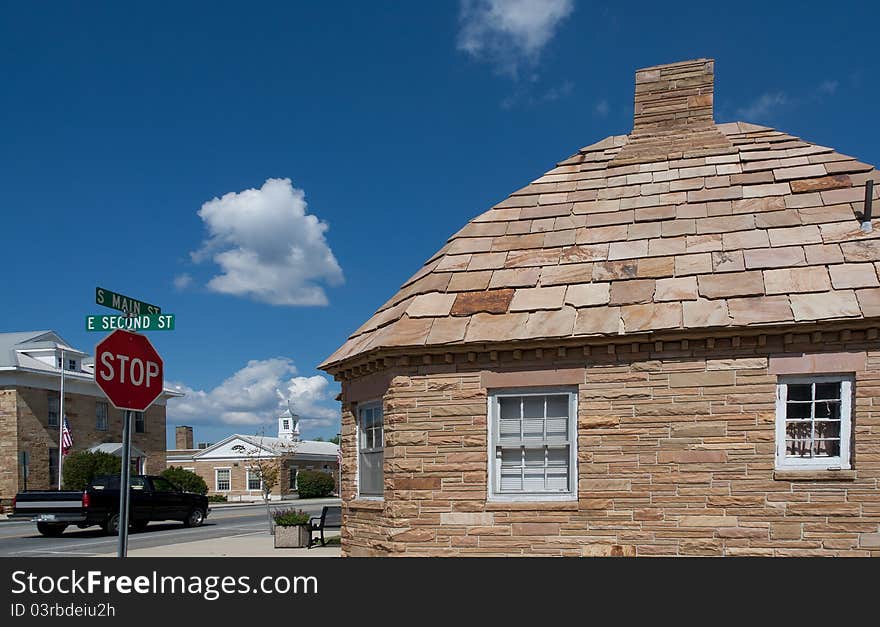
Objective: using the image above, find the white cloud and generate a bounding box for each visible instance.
[736,91,788,122]
[818,80,839,96]
[173,273,192,290]
[457,0,574,77]
[191,178,343,306]
[167,358,338,432]
[594,99,609,117]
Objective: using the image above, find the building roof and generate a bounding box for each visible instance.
[0,330,71,367]
[235,434,339,457]
[0,329,183,397]
[169,433,339,460]
[88,442,148,458]
[320,59,880,373]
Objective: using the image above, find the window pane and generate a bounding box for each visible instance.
[813,439,840,457]
[545,417,568,440]
[785,422,812,440]
[500,447,522,468]
[500,469,522,491]
[785,439,812,457]
[499,397,520,420]
[523,469,545,492]
[547,446,569,466]
[522,396,543,419]
[523,447,544,466]
[787,384,812,402]
[499,447,522,491]
[814,382,841,400]
[522,418,544,440]
[499,417,520,441]
[546,395,568,417]
[358,451,383,496]
[786,402,812,420]
[814,400,840,420]
[814,420,841,440]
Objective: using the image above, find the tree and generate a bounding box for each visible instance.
[329,435,340,445]
[161,466,208,494]
[232,431,297,533]
[62,451,120,490]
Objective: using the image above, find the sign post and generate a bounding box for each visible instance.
[94,329,164,558]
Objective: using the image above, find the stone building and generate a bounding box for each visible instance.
[166,411,340,501]
[0,330,178,505]
[319,59,880,557]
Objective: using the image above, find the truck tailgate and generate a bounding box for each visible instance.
[12,491,85,522]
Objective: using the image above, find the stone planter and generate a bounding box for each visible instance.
[274,524,310,548]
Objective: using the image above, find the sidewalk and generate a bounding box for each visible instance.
[98,531,341,557]
[209,496,340,510]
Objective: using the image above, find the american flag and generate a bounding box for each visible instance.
[61,416,73,456]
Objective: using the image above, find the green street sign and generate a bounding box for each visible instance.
[95,287,162,315]
[86,314,176,332]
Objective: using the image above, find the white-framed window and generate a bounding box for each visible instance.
[96,401,108,431]
[19,451,30,490]
[134,412,145,433]
[289,467,298,490]
[488,388,578,501]
[357,402,384,498]
[48,448,59,487]
[68,359,76,371]
[215,468,231,491]
[47,392,59,428]
[775,375,853,470]
[247,468,263,491]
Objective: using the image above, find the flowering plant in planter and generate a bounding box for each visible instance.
[272,508,311,548]
[273,509,311,526]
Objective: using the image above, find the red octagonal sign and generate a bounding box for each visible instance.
[94,329,164,412]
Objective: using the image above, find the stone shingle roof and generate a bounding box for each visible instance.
[320,59,880,372]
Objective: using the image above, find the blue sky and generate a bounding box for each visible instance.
[2,1,878,447]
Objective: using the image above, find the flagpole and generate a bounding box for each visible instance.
[58,347,64,490]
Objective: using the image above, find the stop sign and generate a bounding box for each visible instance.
[94,329,164,412]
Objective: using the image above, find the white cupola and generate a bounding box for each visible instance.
[278,407,301,442]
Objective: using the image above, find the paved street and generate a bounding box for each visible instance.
[0,498,340,557]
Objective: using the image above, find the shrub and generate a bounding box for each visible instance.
[207,494,228,503]
[161,466,208,494]
[296,470,335,499]
[62,451,121,490]
[273,508,311,526]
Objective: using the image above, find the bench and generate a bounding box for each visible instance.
[307,505,342,548]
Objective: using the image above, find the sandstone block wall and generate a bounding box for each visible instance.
[339,330,880,556]
[0,386,167,503]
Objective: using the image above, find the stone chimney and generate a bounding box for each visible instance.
[175,425,194,450]
[633,58,715,133]
[612,58,732,165]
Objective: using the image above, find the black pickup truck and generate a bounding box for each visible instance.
[11,475,210,536]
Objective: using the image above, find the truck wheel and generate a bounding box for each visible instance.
[36,523,67,537]
[183,509,205,528]
[102,514,120,535]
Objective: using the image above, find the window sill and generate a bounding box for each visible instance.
[486,501,579,511]
[349,499,384,510]
[773,469,856,482]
